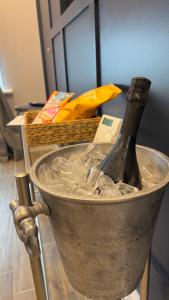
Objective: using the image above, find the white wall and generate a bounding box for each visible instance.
[0,0,46,107]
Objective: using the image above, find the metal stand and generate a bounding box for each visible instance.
[10,173,50,300]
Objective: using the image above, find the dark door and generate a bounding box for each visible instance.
[37,1,169,299]
[37,0,100,97]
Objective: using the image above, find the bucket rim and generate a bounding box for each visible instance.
[30,144,169,205]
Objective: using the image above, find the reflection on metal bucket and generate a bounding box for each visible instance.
[30,144,169,300]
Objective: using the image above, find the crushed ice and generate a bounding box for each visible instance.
[37,144,161,198]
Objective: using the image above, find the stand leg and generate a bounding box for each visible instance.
[30,256,49,300]
[140,255,150,300]
[15,173,49,300]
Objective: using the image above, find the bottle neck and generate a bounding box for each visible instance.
[121,101,145,137]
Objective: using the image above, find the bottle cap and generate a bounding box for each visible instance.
[126,77,151,103]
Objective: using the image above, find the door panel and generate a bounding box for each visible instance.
[53,32,67,91]
[99,0,169,154]
[149,262,169,300]
[48,0,60,27]
[64,7,97,95]
[37,0,98,96]
[37,0,56,94]
[60,0,74,15]
[151,187,169,280]
[99,3,169,298]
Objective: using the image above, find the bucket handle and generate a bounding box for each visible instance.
[10,200,50,257]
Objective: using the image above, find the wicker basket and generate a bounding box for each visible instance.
[24,111,100,147]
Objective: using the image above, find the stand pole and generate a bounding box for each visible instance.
[140,255,150,300]
[15,173,49,300]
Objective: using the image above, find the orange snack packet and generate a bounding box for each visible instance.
[52,84,121,123]
[32,91,74,124]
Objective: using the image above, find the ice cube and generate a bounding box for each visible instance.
[75,185,98,197]
[38,163,58,184]
[141,166,161,190]
[98,175,115,192]
[71,143,107,166]
[60,161,89,184]
[114,182,138,195]
[47,177,77,194]
[51,156,89,184]
[70,143,96,163]
[47,183,66,193]
[60,168,73,178]
[141,166,154,182]
[90,148,107,165]
[51,156,72,174]
[86,165,103,187]
[142,182,157,190]
[81,143,96,162]
[99,187,121,197]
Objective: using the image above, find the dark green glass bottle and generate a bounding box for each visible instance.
[99,77,151,190]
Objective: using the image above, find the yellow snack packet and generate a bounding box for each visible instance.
[52,84,121,122]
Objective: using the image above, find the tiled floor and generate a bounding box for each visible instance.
[0,159,87,300]
[0,159,36,300]
[0,159,138,300]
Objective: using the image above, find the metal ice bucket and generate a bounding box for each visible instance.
[30,144,169,300]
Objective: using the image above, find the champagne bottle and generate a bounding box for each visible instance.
[99,77,151,190]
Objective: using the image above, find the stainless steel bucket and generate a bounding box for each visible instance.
[30,144,169,300]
